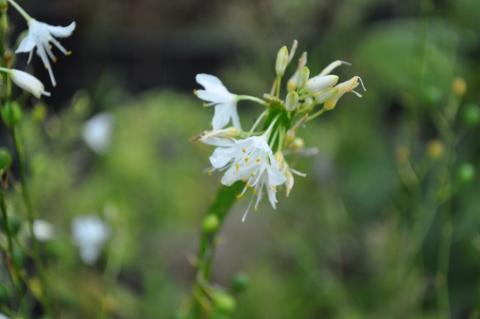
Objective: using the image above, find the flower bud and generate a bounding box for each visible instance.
[291,138,305,151]
[463,104,480,127]
[231,273,250,293]
[288,67,310,92]
[457,163,475,184]
[275,46,289,77]
[285,91,299,112]
[426,140,444,160]
[452,77,467,97]
[0,148,12,174]
[202,214,219,234]
[324,76,364,110]
[213,291,236,314]
[306,75,338,93]
[10,69,50,98]
[1,102,22,128]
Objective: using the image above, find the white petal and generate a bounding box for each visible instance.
[209,147,235,168]
[196,73,226,91]
[16,33,36,53]
[267,165,287,186]
[47,21,76,38]
[212,103,235,130]
[195,89,232,104]
[10,69,50,98]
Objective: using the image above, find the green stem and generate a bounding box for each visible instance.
[6,0,31,22]
[237,95,268,107]
[306,107,327,122]
[190,182,243,318]
[0,190,23,301]
[11,126,54,318]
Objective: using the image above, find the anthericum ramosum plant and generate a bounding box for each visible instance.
[178,40,366,319]
[0,0,75,317]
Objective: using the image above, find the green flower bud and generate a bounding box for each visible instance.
[457,163,475,184]
[463,104,480,127]
[202,214,219,234]
[231,273,250,293]
[0,147,12,173]
[285,91,299,112]
[423,86,442,105]
[275,46,289,77]
[213,291,236,314]
[2,102,22,128]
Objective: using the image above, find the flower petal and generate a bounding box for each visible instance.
[47,21,76,38]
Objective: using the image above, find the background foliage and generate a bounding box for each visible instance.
[2,0,480,318]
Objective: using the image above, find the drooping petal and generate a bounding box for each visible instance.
[16,33,37,53]
[47,21,76,38]
[212,103,235,130]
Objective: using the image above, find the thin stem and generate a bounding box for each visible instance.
[237,95,268,106]
[306,107,327,122]
[249,111,267,134]
[11,126,54,318]
[6,0,31,22]
[0,190,23,301]
[190,182,243,318]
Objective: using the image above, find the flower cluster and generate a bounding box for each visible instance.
[0,0,75,97]
[194,41,365,220]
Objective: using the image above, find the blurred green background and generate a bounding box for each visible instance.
[3,0,480,318]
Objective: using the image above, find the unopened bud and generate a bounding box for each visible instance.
[275,46,289,77]
[457,162,475,184]
[213,291,236,314]
[1,102,22,128]
[0,148,12,173]
[452,77,467,97]
[202,214,219,234]
[291,138,305,151]
[306,75,338,93]
[426,140,444,160]
[463,104,480,127]
[287,66,310,91]
[231,273,250,293]
[285,91,299,112]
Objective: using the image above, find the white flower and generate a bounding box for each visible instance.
[306,74,338,93]
[82,113,113,154]
[72,215,110,265]
[33,219,54,241]
[194,74,241,130]
[324,76,366,110]
[205,133,287,221]
[0,313,9,319]
[16,19,76,87]
[9,69,50,98]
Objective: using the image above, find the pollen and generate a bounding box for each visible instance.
[244,156,250,163]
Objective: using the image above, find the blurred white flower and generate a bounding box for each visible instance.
[33,219,54,241]
[194,74,241,130]
[82,113,113,154]
[16,18,76,86]
[72,215,110,265]
[9,69,50,98]
[205,132,287,221]
[0,313,9,319]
